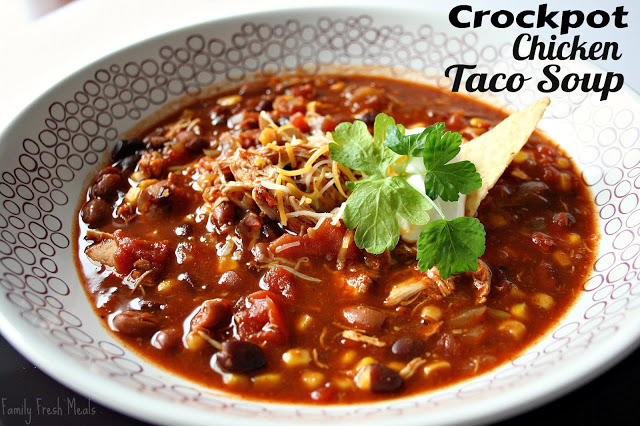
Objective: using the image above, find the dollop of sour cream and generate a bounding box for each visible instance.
[397,128,466,243]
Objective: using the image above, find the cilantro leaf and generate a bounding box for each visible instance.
[422,130,482,202]
[385,122,445,157]
[416,217,486,279]
[343,176,431,254]
[330,115,399,178]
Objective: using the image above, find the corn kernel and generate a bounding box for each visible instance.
[387,361,405,372]
[423,361,451,376]
[469,117,491,128]
[510,287,527,299]
[130,171,145,182]
[553,250,572,267]
[420,305,442,321]
[306,100,318,113]
[297,314,313,332]
[253,373,281,387]
[259,128,277,146]
[353,366,373,391]
[354,356,378,371]
[488,214,508,228]
[282,349,311,367]
[557,157,570,169]
[558,173,572,191]
[217,257,239,272]
[185,332,206,351]
[223,373,250,387]
[498,319,526,340]
[217,95,242,107]
[157,278,177,293]
[138,178,159,190]
[512,150,529,164]
[510,302,528,320]
[567,233,581,245]
[333,377,354,390]
[532,293,555,310]
[340,350,358,366]
[301,370,325,389]
[330,81,345,91]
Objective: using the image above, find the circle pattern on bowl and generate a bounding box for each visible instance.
[0,12,638,423]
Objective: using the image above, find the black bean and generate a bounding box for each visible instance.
[92,172,123,200]
[356,363,403,392]
[517,181,549,196]
[80,198,111,227]
[391,337,425,360]
[256,98,273,112]
[358,111,378,127]
[112,138,145,162]
[214,340,266,373]
[117,153,141,172]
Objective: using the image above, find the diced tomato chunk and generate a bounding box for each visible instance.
[290,112,310,133]
[113,230,171,274]
[235,290,289,347]
[260,267,297,300]
[268,220,360,261]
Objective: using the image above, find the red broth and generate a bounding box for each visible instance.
[75,75,598,403]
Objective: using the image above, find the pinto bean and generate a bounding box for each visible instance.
[111,311,158,337]
[190,299,232,331]
[176,130,207,152]
[80,198,111,228]
[152,327,182,350]
[212,201,236,226]
[213,340,266,373]
[342,305,386,332]
[92,172,123,200]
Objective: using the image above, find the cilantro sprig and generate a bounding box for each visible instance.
[329,113,485,279]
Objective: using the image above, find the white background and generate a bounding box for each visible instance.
[0,0,638,132]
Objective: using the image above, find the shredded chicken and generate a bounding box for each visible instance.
[384,267,454,307]
[472,260,492,304]
[399,357,428,380]
[340,330,386,347]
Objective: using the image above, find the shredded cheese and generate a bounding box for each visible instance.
[273,240,301,254]
[275,173,287,226]
[285,142,297,168]
[285,211,334,219]
[271,264,321,282]
[331,202,347,226]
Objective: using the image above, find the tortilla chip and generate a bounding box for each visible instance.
[460,97,550,217]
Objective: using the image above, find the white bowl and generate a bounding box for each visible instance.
[1,5,639,425]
